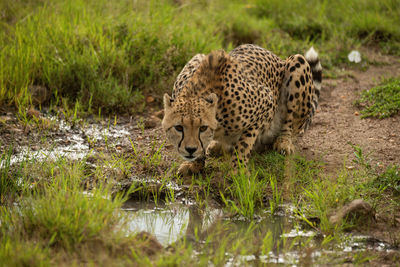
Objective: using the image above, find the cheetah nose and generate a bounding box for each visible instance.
[185,147,197,155]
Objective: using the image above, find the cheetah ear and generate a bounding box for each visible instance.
[205,93,218,106]
[163,93,173,110]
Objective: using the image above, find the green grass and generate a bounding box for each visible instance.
[220,162,264,218]
[1,0,399,115]
[295,145,399,234]
[0,146,26,205]
[1,139,399,265]
[0,157,144,266]
[371,165,400,194]
[356,77,400,118]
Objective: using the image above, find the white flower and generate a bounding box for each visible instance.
[348,50,361,63]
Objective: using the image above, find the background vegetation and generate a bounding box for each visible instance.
[1,0,400,265]
[1,0,399,114]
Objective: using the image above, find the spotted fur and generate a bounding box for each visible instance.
[162,44,322,176]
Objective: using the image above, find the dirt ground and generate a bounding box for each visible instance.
[298,52,400,173]
[1,51,400,265]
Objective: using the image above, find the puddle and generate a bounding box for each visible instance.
[123,200,311,263]
[122,200,223,246]
[123,200,397,265]
[5,116,133,166]
[341,235,394,252]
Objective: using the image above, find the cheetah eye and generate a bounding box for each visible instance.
[199,126,208,132]
[174,125,183,132]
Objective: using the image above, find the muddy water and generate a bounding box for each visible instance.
[122,200,395,265]
[7,116,133,165]
[123,201,192,245]
[122,200,315,264]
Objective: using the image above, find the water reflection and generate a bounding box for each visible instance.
[122,200,294,249]
[122,200,395,265]
[123,201,190,245]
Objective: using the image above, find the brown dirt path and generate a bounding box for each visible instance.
[298,54,400,173]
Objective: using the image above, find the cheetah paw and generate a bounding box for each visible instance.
[273,136,294,155]
[206,141,222,158]
[177,161,204,177]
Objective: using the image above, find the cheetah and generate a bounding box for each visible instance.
[162,44,322,176]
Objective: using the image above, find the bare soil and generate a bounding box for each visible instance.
[298,53,400,173]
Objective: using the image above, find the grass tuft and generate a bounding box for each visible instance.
[220,161,263,218]
[371,165,400,194]
[0,146,23,204]
[0,158,141,265]
[356,78,400,118]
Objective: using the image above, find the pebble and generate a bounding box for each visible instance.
[27,109,40,119]
[144,117,159,129]
[329,199,375,225]
[154,110,164,119]
[0,116,12,123]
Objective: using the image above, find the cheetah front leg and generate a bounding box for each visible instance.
[273,113,295,155]
[231,128,260,170]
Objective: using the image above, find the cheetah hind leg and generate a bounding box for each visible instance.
[273,54,313,156]
[273,135,294,155]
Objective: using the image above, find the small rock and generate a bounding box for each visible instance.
[62,140,71,145]
[29,85,50,106]
[135,231,163,255]
[145,95,155,104]
[154,110,165,119]
[27,109,40,119]
[40,118,52,128]
[0,116,13,123]
[329,199,375,225]
[354,111,359,116]
[10,127,23,133]
[144,117,160,129]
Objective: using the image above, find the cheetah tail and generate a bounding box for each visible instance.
[305,47,322,114]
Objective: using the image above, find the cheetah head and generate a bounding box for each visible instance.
[162,93,218,161]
